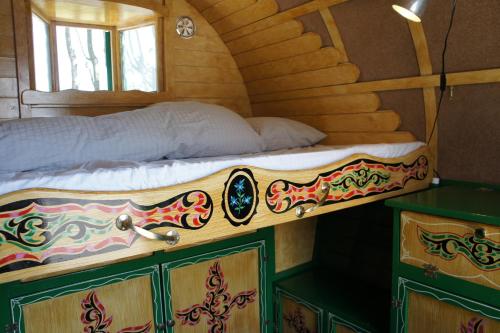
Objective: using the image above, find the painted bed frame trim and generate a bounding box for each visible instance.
[0,146,432,283]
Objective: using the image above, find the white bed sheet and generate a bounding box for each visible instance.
[0,142,425,195]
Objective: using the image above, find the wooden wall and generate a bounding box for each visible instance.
[0,0,18,120]
[188,0,416,145]
[3,0,253,118]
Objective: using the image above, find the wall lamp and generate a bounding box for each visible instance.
[392,0,429,22]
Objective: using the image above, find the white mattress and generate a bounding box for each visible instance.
[0,142,424,195]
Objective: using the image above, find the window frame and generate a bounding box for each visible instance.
[118,22,160,92]
[29,11,162,93]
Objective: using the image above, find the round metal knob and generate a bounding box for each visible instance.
[474,227,486,239]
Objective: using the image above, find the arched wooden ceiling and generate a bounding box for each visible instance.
[186,0,500,184]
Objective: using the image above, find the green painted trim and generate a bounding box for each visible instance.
[10,266,162,333]
[395,277,500,333]
[328,312,372,333]
[386,186,500,227]
[105,31,113,91]
[162,241,269,333]
[397,263,500,307]
[275,287,323,333]
[390,209,402,333]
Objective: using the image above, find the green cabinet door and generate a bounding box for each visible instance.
[394,278,500,333]
[10,266,163,333]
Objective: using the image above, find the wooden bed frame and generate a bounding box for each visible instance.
[0,145,431,283]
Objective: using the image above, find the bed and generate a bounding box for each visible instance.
[0,141,431,283]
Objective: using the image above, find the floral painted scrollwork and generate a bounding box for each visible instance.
[460,317,486,333]
[418,227,500,271]
[0,190,212,273]
[222,168,259,226]
[266,155,428,214]
[81,291,152,333]
[175,261,257,333]
[283,308,312,333]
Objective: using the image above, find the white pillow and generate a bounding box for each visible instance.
[0,101,264,172]
[246,117,326,151]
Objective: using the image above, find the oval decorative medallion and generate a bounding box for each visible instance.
[176,16,196,39]
[222,168,259,226]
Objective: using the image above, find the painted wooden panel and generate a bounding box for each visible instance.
[22,275,156,333]
[202,0,256,24]
[246,64,360,96]
[234,33,322,68]
[168,249,261,333]
[400,211,500,290]
[0,147,431,283]
[275,218,316,273]
[407,291,500,333]
[281,294,319,333]
[226,20,304,55]
[212,0,279,35]
[322,131,416,145]
[241,48,341,82]
[252,93,381,116]
[289,111,401,133]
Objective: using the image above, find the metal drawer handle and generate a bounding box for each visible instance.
[295,183,330,218]
[115,214,180,246]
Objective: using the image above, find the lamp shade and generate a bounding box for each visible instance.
[392,0,429,22]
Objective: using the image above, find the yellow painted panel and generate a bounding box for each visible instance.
[401,211,500,290]
[408,292,500,333]
[170,249,261,332]
[23,276,155,333]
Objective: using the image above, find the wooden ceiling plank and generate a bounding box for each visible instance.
[241,48,341,82]
[247,63,360,95]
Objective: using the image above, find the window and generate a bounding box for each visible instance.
[29,2,161,93]
[56,26,112,91]
[120,25,157,92]
[32,14,52,92]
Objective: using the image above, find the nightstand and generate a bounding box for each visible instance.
[386,184,500,333]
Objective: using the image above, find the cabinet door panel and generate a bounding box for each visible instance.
[11,267,161,333]
[395,278,500,333]
[163,242,267,333]
[281,295,319,333]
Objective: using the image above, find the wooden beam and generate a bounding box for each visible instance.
[250,68,500,103]
[221,0,349,42]
[409,21,438,168]
[11,0,31,117]
[319,8,348,62]
[22,90,174,106]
